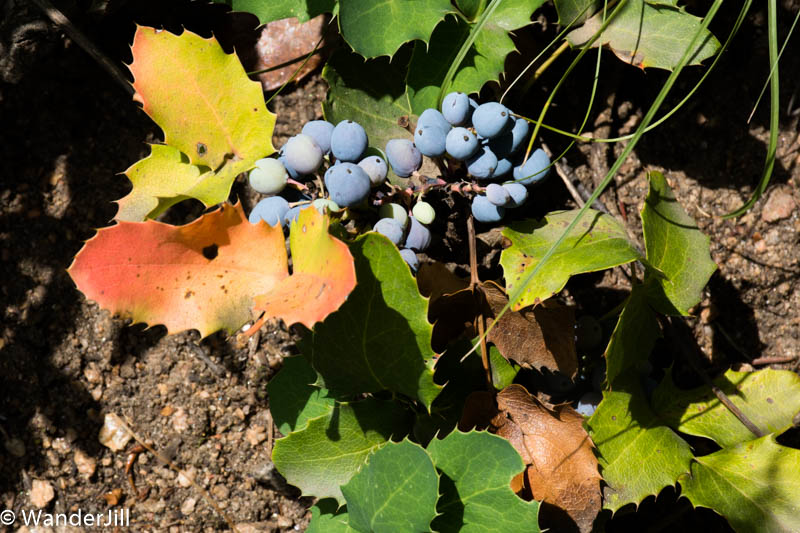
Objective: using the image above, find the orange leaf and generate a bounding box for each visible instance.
[253,207,356,329]
[68,203,355,337]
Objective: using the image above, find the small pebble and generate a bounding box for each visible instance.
[761,189,796,222]
[180,496,197,515]
[30,479,54,508]
[74,449,97,477]
[98,414,132,451]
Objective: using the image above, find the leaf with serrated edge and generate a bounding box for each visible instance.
[221,0,335,23]
[428,430,541,533]
[653,369,800,448]
[342,440,439,533]
[587,374,693,513]
[604,284,662,388]
[306,232,440,409]
[68,202,287,338]
[338,0,455,58]
[267,355,334,435]
[501,209,641,310]
[680,435,800,533]
[566,2,720,70]
[640,171,717,315]
[126,26,275,218]
[307,499,358,533]
[253,207,356,329]
[271,399,413,503]
[407,0,544,114]
[553,0,602,26]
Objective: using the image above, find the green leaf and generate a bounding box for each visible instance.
[272,398,413,503]
[653,368,800,448]
[680,435,800,533]
[219,0,335,23]
[266,355,334,435]
[553,0,602,26]
[500,210,642,309]
[116,145,201,221]
[406,1,543,114]
[124,26,276,220]
[566,2,720,70]
[587,375,693,513]
[604,284,661,388]
[322,50,415,179]
[485,343,519,390]
[427,430,541,532]
[338,0,455,58]
[455,0,486,20]
[342,440,439,533]
[306,232,441,408]
[307,500,358,533]
[640,171,717,315]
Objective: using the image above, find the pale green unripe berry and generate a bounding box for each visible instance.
[412,201,435,225]
[249,157,288,194]
[378,203,409,228]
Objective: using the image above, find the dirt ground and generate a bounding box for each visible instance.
[1,1,799,532]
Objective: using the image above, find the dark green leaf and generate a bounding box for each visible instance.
[455,0,486,20]
[640,171,717,315]
[267,355,334,435]
[271,398,413,503]
[338,0,455,58]
[553,0,602,26]
[306,233,441,408]
[307,499,358,533]
[604,284,661,388]
[500,210,642,309]
[680,436,800,533]
[428,430,541,532]
[342,440,439,532]
[567,2,720,70]
[653,368,800,448]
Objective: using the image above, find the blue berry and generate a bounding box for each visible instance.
[472,102,512,139]
[373,218,405,245]
[399,248,419,272]
[418,108,451,132]
[385,139,422,177]
[471,195,505,223]
[249,196,290,227]
[283,134,323,175]
[441,92,470,126]
[403,216,431,251]
[485,183,510,207]
[331,120,368,162]
[324,162,371,207]
[513,148,551,186]
[357,156,388,187]
[284,205,304,225]
[414,125,448,157]
[502,182,528,208]
[301,120,335,155]
[489,116,529,157]
[445,127,479,160]
[466,146,498,179]
[494,157,513,178]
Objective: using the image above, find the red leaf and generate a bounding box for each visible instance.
[68,203,355,337]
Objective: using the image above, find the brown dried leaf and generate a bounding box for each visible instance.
[483,282,578,378]
[460,385,601,533]
[416,262,477,352]
[248,17,327,91]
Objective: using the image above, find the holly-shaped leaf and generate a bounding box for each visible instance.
[604,284,662,388]
[342,440,439,533]
[680,436,800,533]
[219,0,335,23]
[266,355,334,435]
[566,2,720,70]
[305,232,441,409]
[501,209,641,309]
[587,374,693,513]
[253,207,357,329]
[121,26,276,221]
[69,204,354,337]
[428,430,541,533]
[653,368,800,448]
[271,398,413,503]
[640,171,717,315]
[553,0,603,26]
[338,0,455,59]
[406,0,545,114]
